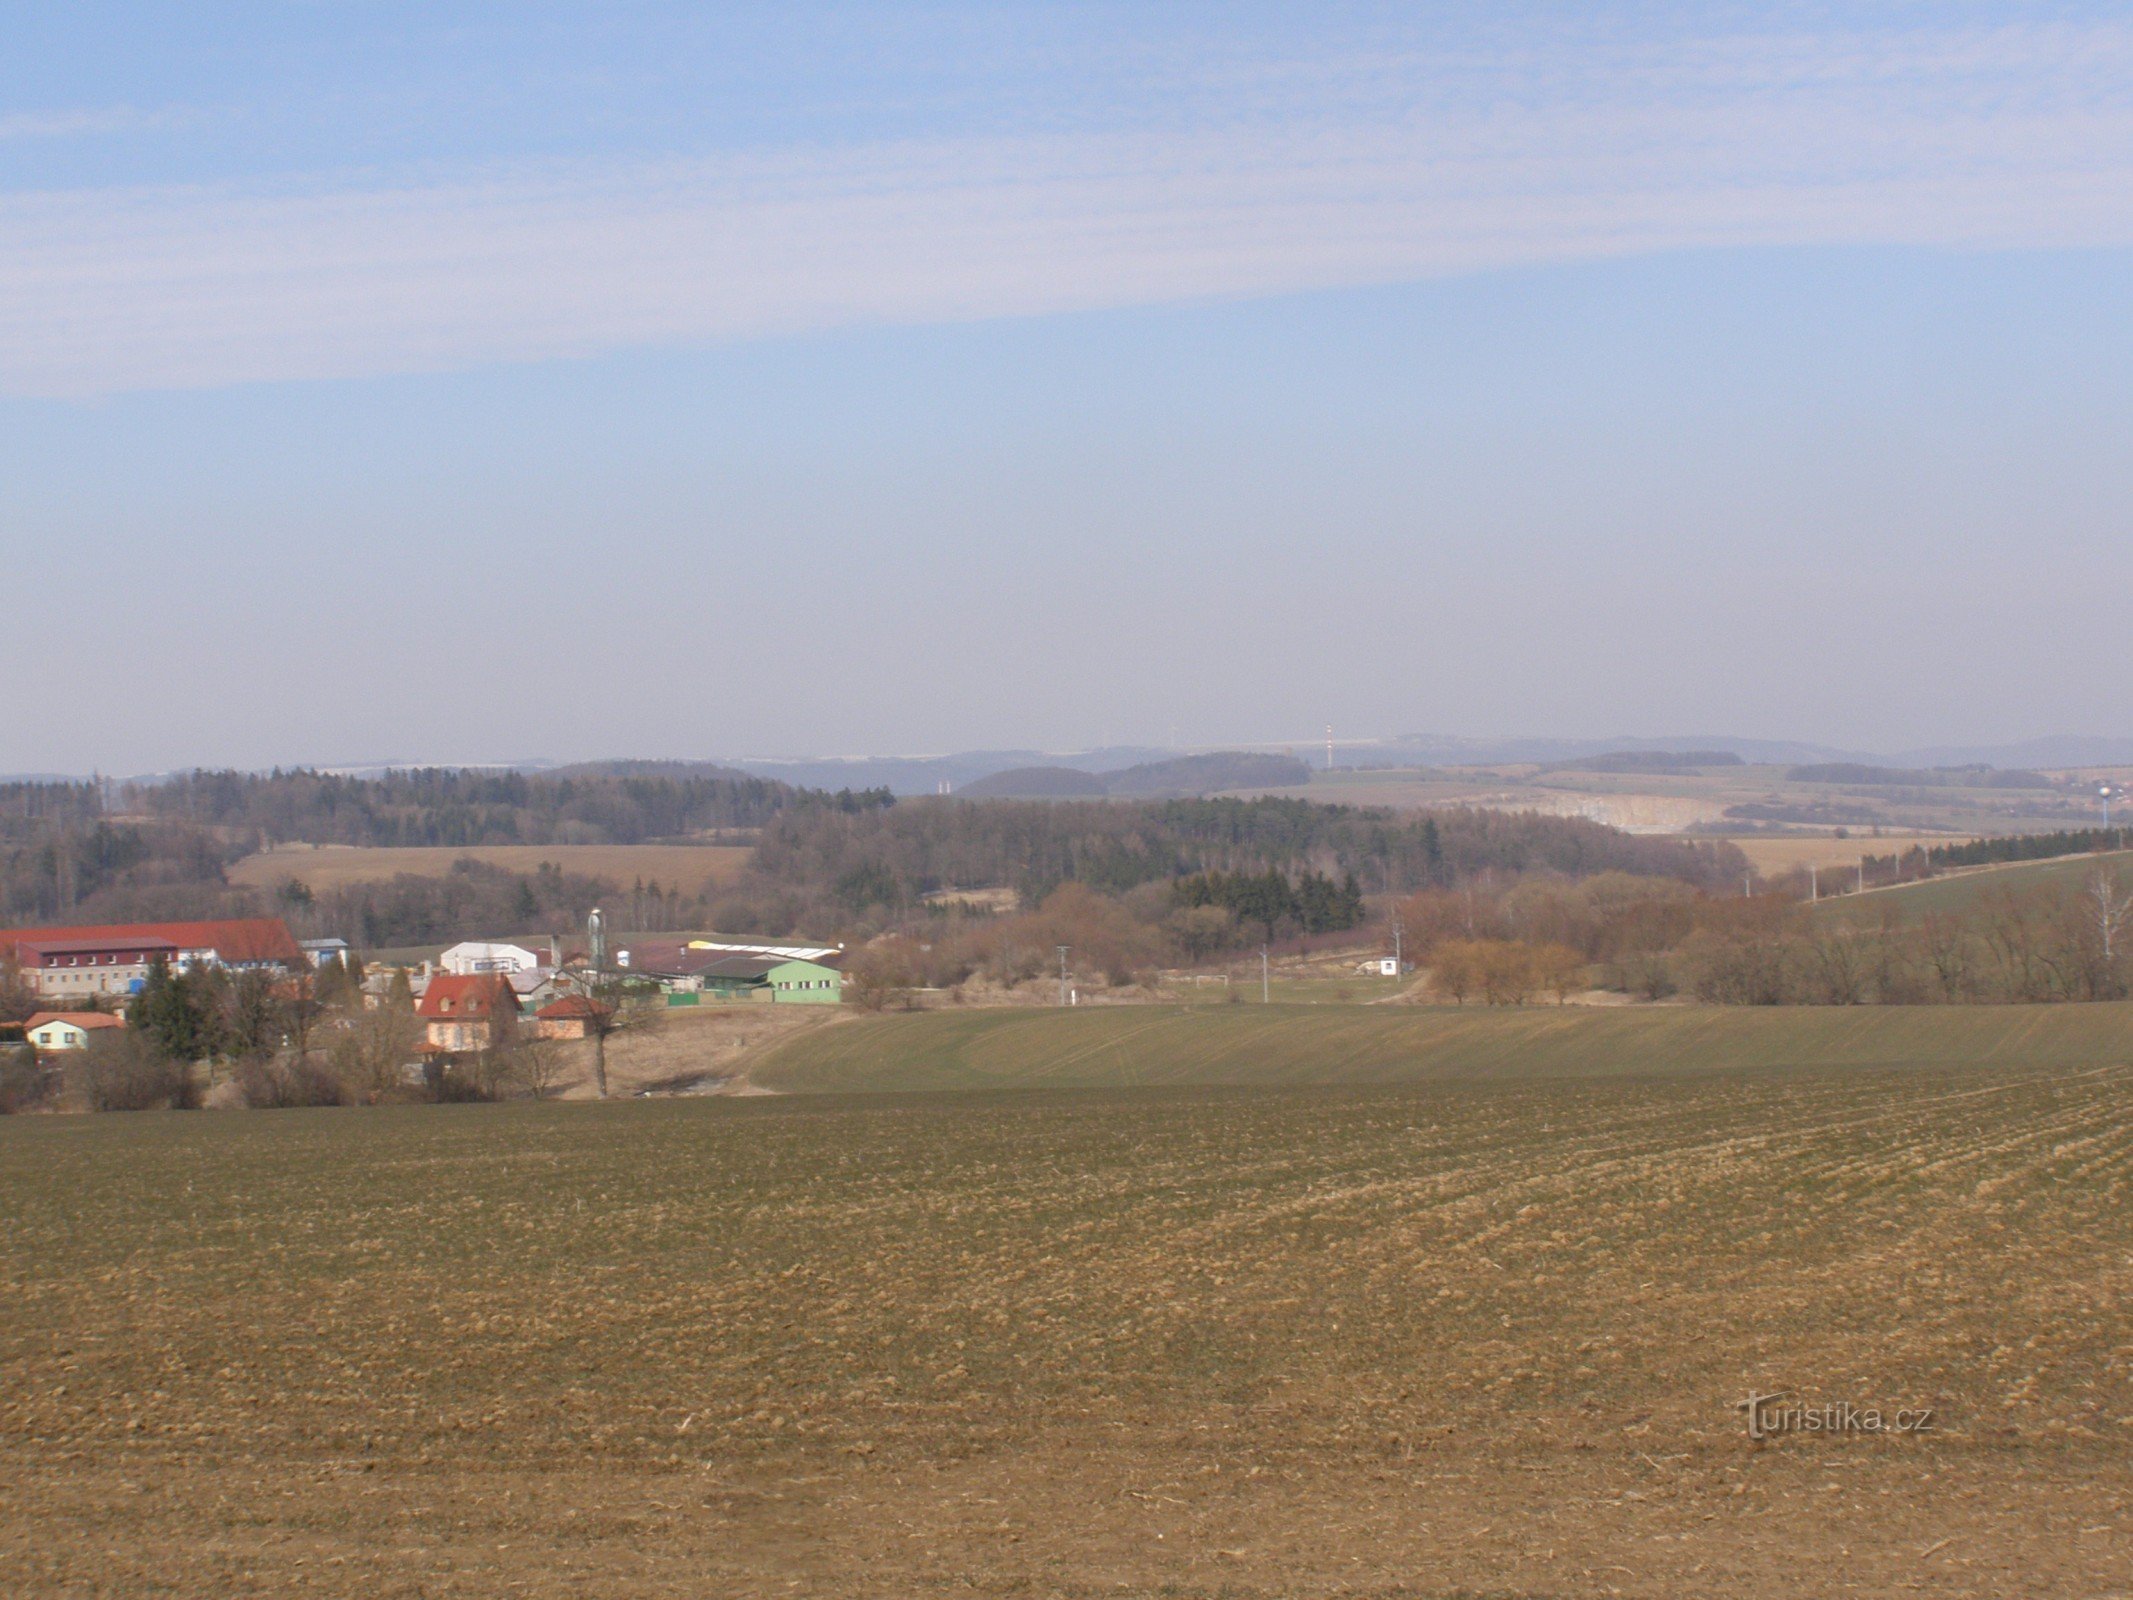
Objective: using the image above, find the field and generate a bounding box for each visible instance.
[1725,832,1970,876]
[748,999,2133,1093]
[4,1054,2130,1598]
[227,843,753,893]
[1259,763,2100,838]
[1809,848,2133,926]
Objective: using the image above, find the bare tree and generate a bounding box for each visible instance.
[1979,887,2054,1002]
[2087,867,2133,992]
[326,1006,420,1104]
[503,1035,570,1100]
[580,988,662,1098]
[1803,926,1869,1005]
[1918,911,1973,1002]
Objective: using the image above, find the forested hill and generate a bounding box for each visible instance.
[4,768,1744,940]
[125,767,882,848]
[749,795,1750,912]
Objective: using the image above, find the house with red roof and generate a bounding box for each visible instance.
[416,973,521,1055]
[534,993,611,1040]
[23,1011,126,1053]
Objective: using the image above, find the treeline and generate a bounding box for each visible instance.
[1785,763,2053,790]
[127,766,865,847]
[1900,828,2129,872]
[1394,862,2133,1006]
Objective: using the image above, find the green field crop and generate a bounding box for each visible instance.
[749,999,2133,1094]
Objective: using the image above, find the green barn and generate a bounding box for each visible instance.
[764,956,844,1003]
[689,953,844,1004]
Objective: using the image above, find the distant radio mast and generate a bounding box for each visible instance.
[1325,725,1334,772]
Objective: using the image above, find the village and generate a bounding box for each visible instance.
[0,913,846,1093]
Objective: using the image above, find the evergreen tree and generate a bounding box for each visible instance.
[131,957,220,1062]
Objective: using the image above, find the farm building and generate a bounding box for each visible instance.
[667,953,844,1004]
[23,1011,125,1052]
[764,955,843,1002]
[0,918,305,1003]
[439,941,549,977]
[616,939,846,1004]
[416,973,521,1054]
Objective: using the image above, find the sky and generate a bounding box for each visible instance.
[3,2,2130,774]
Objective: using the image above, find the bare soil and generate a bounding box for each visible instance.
[2,1061,2127,1597]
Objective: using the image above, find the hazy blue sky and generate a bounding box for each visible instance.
[4,3,2130,773]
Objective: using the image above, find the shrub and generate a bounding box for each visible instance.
[67,1032,199,1111]
[0,1050,54,1114]
[234,1055,350,1109]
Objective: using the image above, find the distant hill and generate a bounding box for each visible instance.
[957,751,1312,799]
[957,767,1110,798]
[547,758,766,783]
[1102,751,1313,795]
[1546,750,1743,775]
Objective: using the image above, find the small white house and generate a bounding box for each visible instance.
[24,1011,125,1052]
[438,941,546,977]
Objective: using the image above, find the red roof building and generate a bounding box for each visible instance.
[416,973,521,1054]
[0,918,305,1003]
[0,917,304,967]
[534,992,611,1040]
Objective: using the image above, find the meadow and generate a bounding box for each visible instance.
[1808,848,2133,926]
[3,1045,2130,1597]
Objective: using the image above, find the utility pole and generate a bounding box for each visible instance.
[1325,725,1334,772]
[1392,909,1404,974]
[1808,865,1818,903]
[1743,872,1752,898]
[1857,860,1866,895]
[1261,946,1270,1004]
[1057,945,1070,1007]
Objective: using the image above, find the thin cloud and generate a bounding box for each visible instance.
[3,19,2129,396]
[0,105,181,141]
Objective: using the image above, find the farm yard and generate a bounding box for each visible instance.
[3,1048,2130,1598]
